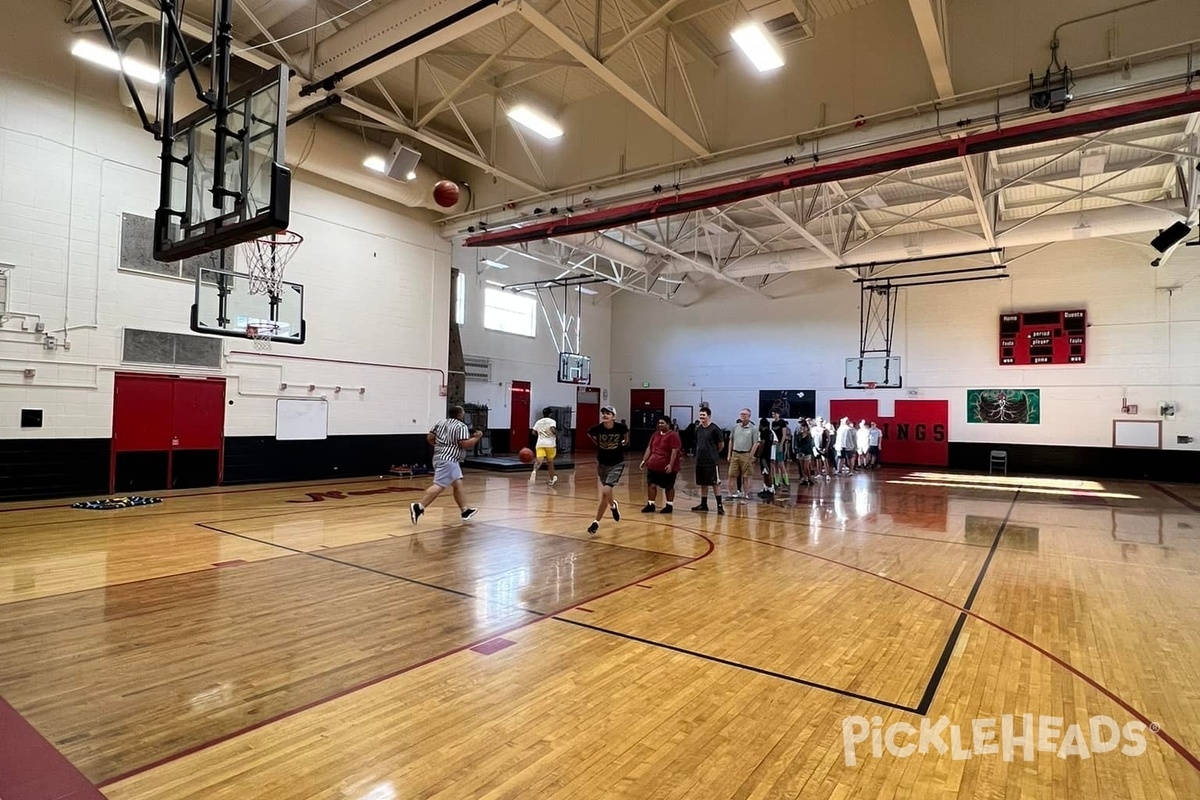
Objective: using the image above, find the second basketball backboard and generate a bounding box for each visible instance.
[845,356,902,389]
[192,266,305,344]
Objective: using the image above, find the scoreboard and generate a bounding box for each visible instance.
[999,309,1086,365]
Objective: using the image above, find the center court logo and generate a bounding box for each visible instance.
[842,714,1148,766]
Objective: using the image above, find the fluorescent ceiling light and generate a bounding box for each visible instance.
[363,156,386,173]
[484,279,506,287]
[730,23,784,72]
[506,105,563,140]
[71,39,163,84]
[481,258,509,269]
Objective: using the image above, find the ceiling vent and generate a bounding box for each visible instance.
[739,0,813,43]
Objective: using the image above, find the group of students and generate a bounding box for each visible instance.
[408,403,883,536]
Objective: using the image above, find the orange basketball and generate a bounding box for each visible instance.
[518,447,535,463]
[433,180,460,208]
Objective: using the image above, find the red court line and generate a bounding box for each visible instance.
[716,530,1200,773]
[95,522,716,789]
[0,697,106,800]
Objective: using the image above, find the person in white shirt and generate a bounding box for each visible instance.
[856,420,870,471]
[836,417,856,474]
[530,407,559,485]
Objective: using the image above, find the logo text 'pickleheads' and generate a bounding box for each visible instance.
[842,714,1148,766]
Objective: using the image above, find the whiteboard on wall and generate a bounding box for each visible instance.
[1112,419,1161,449]
[276,398,329,440]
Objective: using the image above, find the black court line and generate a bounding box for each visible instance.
[1150,483,1200,514]
[556,617,919,714]
[914,489,1021,715]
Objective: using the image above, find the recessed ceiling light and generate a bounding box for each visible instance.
[730,23,784,73]
[363,156,386,173]
[506,105,563,139]
[71,39,163,84]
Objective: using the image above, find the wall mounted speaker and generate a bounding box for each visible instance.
[385,140,421,180]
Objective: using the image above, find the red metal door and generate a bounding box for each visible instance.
[172,379,226,449]
[510,380,531,453]
[575,386,600,451]
[113,374,174,452]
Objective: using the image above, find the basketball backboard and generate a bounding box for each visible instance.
[155,65,291,262]
[845,356,902,389]
[191,266,305,344]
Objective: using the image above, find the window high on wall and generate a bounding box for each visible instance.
[483,287,536,338]
[455,272,465,325]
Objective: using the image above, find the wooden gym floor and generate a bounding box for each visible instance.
[0,462,1198,799]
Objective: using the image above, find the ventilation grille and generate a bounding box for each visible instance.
[463,355,492,382]
[123,328,222,368]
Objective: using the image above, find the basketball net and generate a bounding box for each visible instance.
[245,230,302,297]
[246,322,279,351]
[866,381,878,390]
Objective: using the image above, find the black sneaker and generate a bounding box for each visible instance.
[641,503,656,513]
[611,501,621,522]
[461,507,478,520]
[410,503,423,524]
[587,521,599,535]
[716,503,725,516]
[660,504,673,514]
[691,503,708,512]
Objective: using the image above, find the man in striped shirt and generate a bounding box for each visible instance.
[410,405,483,525]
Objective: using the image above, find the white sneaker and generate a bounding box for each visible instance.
[529,471,537,482]
[549,476,558,486]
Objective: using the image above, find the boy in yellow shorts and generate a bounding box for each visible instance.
[531,407,559,485]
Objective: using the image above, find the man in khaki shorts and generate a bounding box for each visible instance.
[726,407,760,500]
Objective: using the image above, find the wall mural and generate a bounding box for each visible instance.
[757,390,816,420]
[968,389,1041,424]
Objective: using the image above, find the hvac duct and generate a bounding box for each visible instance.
[716,202,1188,277]
[285,118,469,215]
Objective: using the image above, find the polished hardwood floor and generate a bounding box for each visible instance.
[0,462,1198,798]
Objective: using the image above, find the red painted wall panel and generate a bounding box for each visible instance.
[828,399,949,467]
[112,375,174,451]
[172,379,226,449]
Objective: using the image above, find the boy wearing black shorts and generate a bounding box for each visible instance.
[691,406,725,515]
[640,416,682,513]
[587,405,630,535]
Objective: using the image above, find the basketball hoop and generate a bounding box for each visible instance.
[866,381,878,390]
[245,230,302,296]
[245,322,279,351]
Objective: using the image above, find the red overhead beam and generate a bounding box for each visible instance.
[464,90,1200,248]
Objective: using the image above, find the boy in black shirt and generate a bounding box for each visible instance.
[587,405,630,535]
[691,406,725,515]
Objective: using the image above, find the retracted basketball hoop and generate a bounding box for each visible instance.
[245,230,302,296]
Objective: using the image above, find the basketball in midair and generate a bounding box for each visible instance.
[433,180,460,208]
[518,447,535,464]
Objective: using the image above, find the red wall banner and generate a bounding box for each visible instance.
[828,399,949,467]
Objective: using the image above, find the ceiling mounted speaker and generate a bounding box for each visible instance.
[385,140,421,181]
[1150,221,1193,253]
